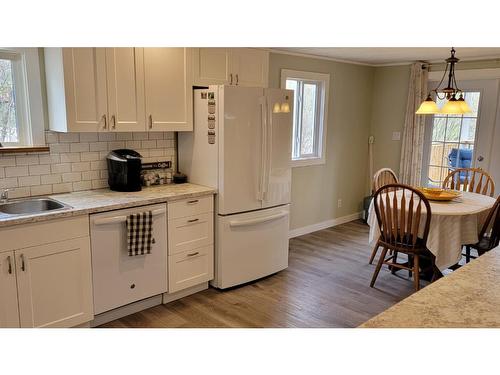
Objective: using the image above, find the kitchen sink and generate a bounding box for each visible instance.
[0,198,71,215]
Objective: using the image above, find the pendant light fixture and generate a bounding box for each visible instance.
[416,48,472,115]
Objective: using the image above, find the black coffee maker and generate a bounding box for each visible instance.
[106,149,142,192]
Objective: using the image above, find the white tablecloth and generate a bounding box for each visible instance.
[367,191,496,270]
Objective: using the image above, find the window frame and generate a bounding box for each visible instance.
[0,48,45,147]
[280,69,329,167]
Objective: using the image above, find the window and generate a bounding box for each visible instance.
[0,48,45,146]
[281,69,329,167]
[425,91,481,187]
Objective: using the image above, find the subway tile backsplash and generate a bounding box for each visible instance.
[0,131,176,199]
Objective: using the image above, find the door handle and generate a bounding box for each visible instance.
[111,115,116,129]
[187,218,199,223]
[187,199,199,204]
[187,252,199,257]
[477,155,484,162]
[235,74,239,85]
[149,114,153,129]
[102,114,107,129]
[229,211,288,227]
[7,255,12,274]
[20,254,25,272]
[230,73,233,85]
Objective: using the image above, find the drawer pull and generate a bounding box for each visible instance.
[20,254,26,272]
[187,218,199,223]
[187,252,199,257]
[187,199,199,204]
[7,255,12,274]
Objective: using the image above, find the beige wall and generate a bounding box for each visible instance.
[268,53,374,230]
[369,65,411,174]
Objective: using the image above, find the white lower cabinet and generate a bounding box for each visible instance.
[0,215,93,328]
[167,196,214,295]
[16,237,94,328]
[168,245,213,293]
[0,251,20,328]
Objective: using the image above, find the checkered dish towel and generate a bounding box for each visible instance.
[126,211,153,256]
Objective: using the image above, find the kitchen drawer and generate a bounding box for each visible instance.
[168,212,213,255]
[168,195,213,219]
[168,245,213,293]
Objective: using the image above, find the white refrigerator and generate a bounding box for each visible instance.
[179,85,293,289]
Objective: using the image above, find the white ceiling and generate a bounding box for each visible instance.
[271,48,500,66]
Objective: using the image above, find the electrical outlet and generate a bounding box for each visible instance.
[337,199,342,208]
[392,131,401,141]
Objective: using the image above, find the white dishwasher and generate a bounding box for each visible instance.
[90,203,167,315]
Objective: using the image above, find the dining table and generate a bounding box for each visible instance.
[367,190,496,271]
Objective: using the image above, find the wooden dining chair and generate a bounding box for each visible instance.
[370,184,434,292]
[368,168,399,265]
[464,195,500,263]
[372,168,399,194]
[442,168,495,197]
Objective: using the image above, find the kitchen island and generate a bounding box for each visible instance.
[360,249,500,328]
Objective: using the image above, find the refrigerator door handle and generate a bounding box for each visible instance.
[229,211,288,228]
[258,98,268,201]
[264,97,273,200]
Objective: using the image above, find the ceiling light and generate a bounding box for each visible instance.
[416,48,472,116]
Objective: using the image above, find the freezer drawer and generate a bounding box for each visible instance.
[168,245,214,293]
[213,205,290,289]
[90,204,167,315]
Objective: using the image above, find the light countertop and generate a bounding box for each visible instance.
[0,183,216,228]
[360,248,500,328]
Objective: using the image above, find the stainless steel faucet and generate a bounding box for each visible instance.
[0,189,9,203]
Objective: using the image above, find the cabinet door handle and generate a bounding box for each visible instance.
[20,254,25,272]
[187,199,199,204]
[187,218,199,223]
[102,114,107,129]
[235,74,239,85]
[187,252,199,257]
[230,73,233,85]
[111,115,116,129]
[7,255,12,274]
[149,114,153,129]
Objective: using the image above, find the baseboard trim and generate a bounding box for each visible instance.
[288,211,363,239]
[162,282,209,304]
[90,295,163,327]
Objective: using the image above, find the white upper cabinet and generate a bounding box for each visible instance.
[0,251,20,328]
[192,48,232,86]
[192,48,269,88]
[144,48,193,132]
[105,48,146,132]
[45,48,108,132]
[45,47,193,132]
[230,49,269,88]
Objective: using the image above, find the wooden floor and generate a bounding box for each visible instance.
[100,220,424,328]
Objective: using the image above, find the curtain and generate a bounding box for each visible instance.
[399,62,429,186]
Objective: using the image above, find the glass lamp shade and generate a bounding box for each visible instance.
[416,96,440,114]
[272,102,281,113]
[280,102,290,113]
[457,97,472,114]
[441,97,467,114]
